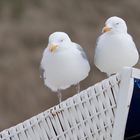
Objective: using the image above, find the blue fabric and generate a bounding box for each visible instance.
[124,79,140,139]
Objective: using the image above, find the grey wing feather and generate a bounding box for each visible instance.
[75,43,88,60]
[96,36,100,46]
[94,36,100,56]
[40,64,46,79]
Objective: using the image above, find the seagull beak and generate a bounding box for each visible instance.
[49,43,57,52]
[102,25,112,33]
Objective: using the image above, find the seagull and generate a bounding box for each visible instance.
[40,32,90,103]
[94,16,139,76]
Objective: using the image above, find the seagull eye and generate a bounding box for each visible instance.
[60,39,64,42]
[115,22,119,25]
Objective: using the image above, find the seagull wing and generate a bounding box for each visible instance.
[40,63,46,79]
[96,36,100,46]
[73,43,88,60]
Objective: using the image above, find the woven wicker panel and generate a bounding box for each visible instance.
[0,74,120,140]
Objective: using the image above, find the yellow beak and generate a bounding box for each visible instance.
[49,43,57,52]
[102,26,112,33]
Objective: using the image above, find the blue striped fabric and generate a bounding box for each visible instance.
[124,79,140,140]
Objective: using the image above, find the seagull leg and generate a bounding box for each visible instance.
[107,74,111,77]
[107,73,115,77]
[57,90,62,103]
[76,83,80,94]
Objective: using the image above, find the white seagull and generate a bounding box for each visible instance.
[40,32,90,103]
[94,16,139,76]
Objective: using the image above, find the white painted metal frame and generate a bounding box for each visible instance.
[0,67,139,140]
[112,67,140,140]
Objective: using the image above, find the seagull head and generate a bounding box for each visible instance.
[48,32,71,53]
[102,16,127,34]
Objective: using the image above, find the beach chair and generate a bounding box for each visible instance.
[0,67,140,140]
